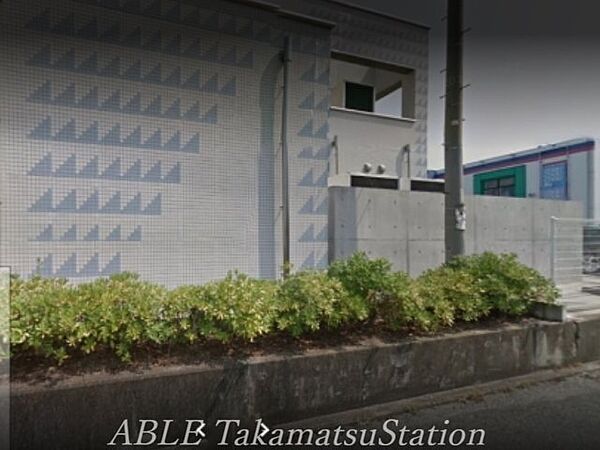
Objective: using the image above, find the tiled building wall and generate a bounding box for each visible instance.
[0,0,332,286]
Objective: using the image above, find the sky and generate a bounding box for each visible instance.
[338,0,600,169]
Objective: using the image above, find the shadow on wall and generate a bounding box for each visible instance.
[328,187,358,263]
[258,53,281,278]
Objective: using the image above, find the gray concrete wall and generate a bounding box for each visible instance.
[10,316,600,449]
[329,187,583,277]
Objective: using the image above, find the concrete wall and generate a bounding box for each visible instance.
[329,108,417,179]
[329,187,583,277]
[11,316,600,449]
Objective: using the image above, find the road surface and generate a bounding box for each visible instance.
[360,364,600,449]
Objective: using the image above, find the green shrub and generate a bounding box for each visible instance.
[276,271,368,336]
[445,252,559,316]
[9,251,558,364]
[416,267,489,325]
[11,273,170,362]
[328,252,394,315]
[168,272,278,343]
[373,271,432,330]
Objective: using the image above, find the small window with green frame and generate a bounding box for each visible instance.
[474,166,526,198]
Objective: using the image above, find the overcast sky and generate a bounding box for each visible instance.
[339,0,600,169]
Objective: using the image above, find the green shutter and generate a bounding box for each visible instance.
[473,166,526,198]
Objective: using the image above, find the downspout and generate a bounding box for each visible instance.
[588,144,594,219]
[281,36,291,276]
[403,144,411,179]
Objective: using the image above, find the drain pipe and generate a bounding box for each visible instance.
[281,36,291,276]
[403,144,411,179]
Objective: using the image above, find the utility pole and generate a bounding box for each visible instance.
[444,0,466,261]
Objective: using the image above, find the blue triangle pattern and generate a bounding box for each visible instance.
[182,134,200,153]
[298,120,314,138]
[122,126,142,147]
[29,116,52,140]
[54,119,77,142]
[316,226,328,242]
[164,67,181,87]
[101,192,122,214]
[127,226,142,242]
[299,169,314,187]
[100,90,122,112]
[123,93,142,113]
[202,105,218,124]
[299,225,315,243]
[79,254,100,277]
[143,161,162,182]
[80,120,102,143]
[79,156,99,178]
[220,78,236,96]
[122,193,142,214]
[28,153,53,177]
[299,93,315,110]
[28,81,52,103]
[101,158,122,180]
[301,252,316,269]
[299,197,314,214]
[56,254,78,278]
[123,160,142,181]
[34,225,53,242]
[28,46,52,67]
[106,225,122,241]
[143,194,162,215]
[83,225,100,241]
[78,87,99,109]
[60,225,77,241]
[315,198,328,215]
[79,191,99,213]
[144,63,162,83]
[164,99,181,119]
[55,190,77,213]
[163,163,181,183]
[298,147,313,159]
[55,154,77,177]
[101,253,121,276]
[101,124,122,146]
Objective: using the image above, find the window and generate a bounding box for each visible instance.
[541,161,568,200]
[482,176,516,197]
[474,166,526,198]
[330,54,416,119]
[345,82,374,112]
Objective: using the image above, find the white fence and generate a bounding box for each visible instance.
[550,217,600,288]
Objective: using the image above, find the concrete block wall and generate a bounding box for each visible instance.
[329,187,583,278]
[0,0,334,286]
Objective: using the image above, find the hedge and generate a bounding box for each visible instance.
[10,252,558,364]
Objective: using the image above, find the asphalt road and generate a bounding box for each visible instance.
[360,367,600,450]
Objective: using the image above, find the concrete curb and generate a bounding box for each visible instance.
[10,316,600,449]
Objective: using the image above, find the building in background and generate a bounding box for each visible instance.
[0,0,428,286]
[429,138,598,218]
